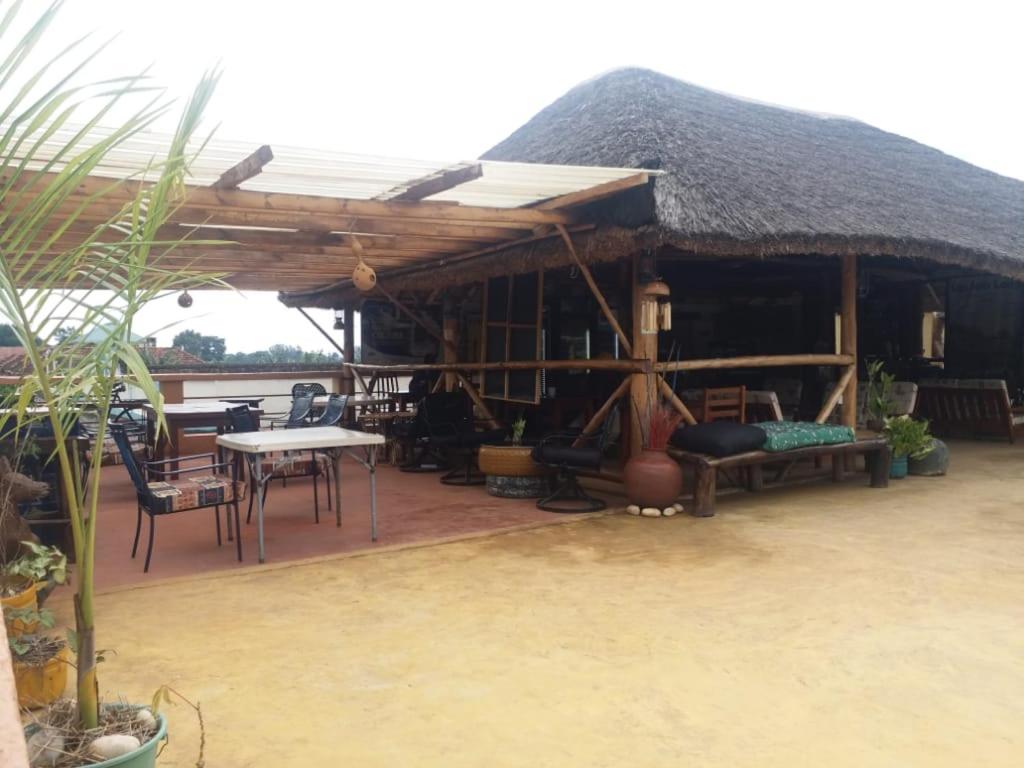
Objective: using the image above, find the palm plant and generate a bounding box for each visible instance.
[0,1,223,729]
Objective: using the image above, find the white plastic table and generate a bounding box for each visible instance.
[216,426,385,563]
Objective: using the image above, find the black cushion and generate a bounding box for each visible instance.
[670,422,767,457]
[532,444,602,470]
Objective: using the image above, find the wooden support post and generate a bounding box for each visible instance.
[442,297,458,393]
[573,376,631,447]
[556,224,632,357]
[342,307,356,395]
[454,372,501,429]
[841,255,858,428]
[815,364,856,424]
[161,379,184,405]
[629,252,658,456]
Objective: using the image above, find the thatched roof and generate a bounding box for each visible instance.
[483,68,1024,278]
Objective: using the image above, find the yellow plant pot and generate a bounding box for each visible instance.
[15,644,69,709]
[478,444,547,477]
[1,580,39,636]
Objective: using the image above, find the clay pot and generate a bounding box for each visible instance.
[624,449,683,509]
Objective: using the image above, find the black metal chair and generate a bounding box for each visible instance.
[224,404,332,525]
[311,394,349,427]
[292,382,328,399]
[531,419,613,512]
[269,393,314,430]
[396,391,505,485]
[110,424,242,573]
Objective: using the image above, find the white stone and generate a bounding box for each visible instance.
[135,707,157,728]
[89,734,142,761]
[663,507,677,517]
[626,504,641,516]
[641,507,661,517]
[27,726,63,767]
[673,502,684,512]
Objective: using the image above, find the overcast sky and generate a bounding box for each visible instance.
[24,0,1024,352]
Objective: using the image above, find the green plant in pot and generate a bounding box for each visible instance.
[5,606,70,710]
[0,2,222,763]
[865,359,896,430]
[479,415,550,498]
[883,415,934,479]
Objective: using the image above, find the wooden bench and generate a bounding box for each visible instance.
[668,437,891,517]
[913,379,1024,443]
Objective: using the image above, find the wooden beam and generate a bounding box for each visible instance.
[211,145,274,189]
[384,163,482,201]
[657,353,855,372]
[453,371,500,429]
[815,364,856,424]
[840,254,858,428]
[535,172,649,210]
[556,224,632,357]
[343,359,649,373]
[658,376,698,427]
[573,376,631,447]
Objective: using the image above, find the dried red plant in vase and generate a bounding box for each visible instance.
[646,403,683,451]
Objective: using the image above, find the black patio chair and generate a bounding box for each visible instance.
[397,391,505,485]
[110,424,242,573]
[269,393,314,430]
[291,382,327,400]
[223,404,332,525]
[531,418,613,512]
[312,394,349,427]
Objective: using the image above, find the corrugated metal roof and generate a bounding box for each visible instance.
[10,125,653,207]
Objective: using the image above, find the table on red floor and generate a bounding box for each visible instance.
[216,426,385,563]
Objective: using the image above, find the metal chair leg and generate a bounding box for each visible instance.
[143,514,156,573]
[131,505,142,558]
[312,456,320,524]
[536,471,606,513]
[233,501,243,563]
[215,505,222,546]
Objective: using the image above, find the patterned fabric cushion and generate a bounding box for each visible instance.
[147,475,243,513]
[755,421,855,452]
[260,453,330,477]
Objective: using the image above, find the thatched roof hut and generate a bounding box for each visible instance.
[485,68,1024,272]
[282,67,1024,307]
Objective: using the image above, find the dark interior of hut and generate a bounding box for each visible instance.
[366,249,1024,461]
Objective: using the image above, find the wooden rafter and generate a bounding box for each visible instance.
[382,163,482,201]
[535,172,649,210]
[211,144,274,189]
[815,364,856,424]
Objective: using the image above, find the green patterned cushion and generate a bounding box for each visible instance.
[755,421,855,452]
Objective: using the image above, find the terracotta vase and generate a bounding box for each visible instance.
[624,449,683,509]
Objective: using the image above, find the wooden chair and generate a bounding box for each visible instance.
[702,386,746,424]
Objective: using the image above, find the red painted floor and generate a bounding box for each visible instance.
[91,460,595,590]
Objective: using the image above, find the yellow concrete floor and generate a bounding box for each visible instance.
[54,440,1024,767]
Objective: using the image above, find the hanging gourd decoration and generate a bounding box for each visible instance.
[177,290,193,308]
[350,234,377,292]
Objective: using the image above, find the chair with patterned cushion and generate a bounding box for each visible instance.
[111,424,242,573]
[78,406,147,468]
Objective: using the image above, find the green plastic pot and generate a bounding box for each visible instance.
[26,710,166,768]
[890,454,908,479]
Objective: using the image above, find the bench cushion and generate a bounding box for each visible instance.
[147,475,244,513]
[756,421,855,452]
[670,422,767,457]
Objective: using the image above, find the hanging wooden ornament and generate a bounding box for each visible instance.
[350,234,377,291]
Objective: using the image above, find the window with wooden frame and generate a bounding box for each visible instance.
[481,271,543,403]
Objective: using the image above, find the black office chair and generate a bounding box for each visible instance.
[111,424,242,572]
[531,419,613,512]
[396,391,505,484]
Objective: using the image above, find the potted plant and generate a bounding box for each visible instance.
[883,415,934,478]
[5,607,70,709]
[624,400,684,509]
[0,3,221,763]
[1,541,67,635]
[478,416,551,498]
[865,360,895,431]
